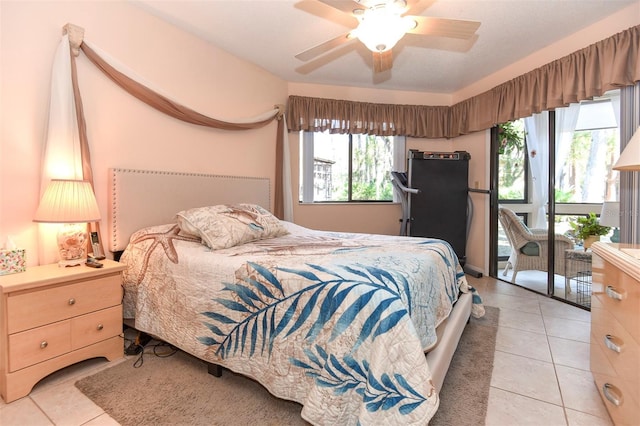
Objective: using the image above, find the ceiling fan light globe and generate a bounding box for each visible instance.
[355,9,409,53]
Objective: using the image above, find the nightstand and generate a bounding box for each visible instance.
[0,259,126,402]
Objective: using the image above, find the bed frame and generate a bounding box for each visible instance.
[108,167,471,392]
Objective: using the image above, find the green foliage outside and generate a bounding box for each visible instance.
[497,122,525,155]
[336,134,394,201]
[497,122,618,204]
[498,120,526,200]
[561,129,617,203]
[554,189,573,203]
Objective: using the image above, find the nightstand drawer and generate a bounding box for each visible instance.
[71,305,122,349]
[8,321,71,372]
[6,274,122,333]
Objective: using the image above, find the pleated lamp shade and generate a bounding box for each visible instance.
[34,179,100,223]
[614,127,640,171]
[34,179,100,266]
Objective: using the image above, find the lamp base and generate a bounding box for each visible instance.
[56,223,88,267]
[611,228,620,243]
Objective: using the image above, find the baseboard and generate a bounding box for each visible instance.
[464,264,483,278]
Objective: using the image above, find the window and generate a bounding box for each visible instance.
[556,96,620,204]
[299,131,405,202]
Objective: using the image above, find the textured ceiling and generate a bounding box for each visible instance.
[131,0,637,94]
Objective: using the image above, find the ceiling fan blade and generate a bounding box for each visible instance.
[295,32,355,62]
[406,16,481,39]
[372,50,393,73]
[405,0,436,15]
[317,0,365,16]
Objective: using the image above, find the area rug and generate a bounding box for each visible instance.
[76,306,499,426]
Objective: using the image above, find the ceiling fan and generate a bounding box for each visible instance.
[295,0,481,73]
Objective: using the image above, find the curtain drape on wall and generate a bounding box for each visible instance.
[288,25,640,138]
[76,40,290,220]
[554,104,580,187]
[38,32,85,265]
[523,112,549,229]
[44,24,291,226]
[619,82,640,244]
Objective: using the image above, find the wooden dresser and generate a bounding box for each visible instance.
[0,259,126,402]
[590,242,640,424]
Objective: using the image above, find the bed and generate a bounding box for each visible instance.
[109,168,484,425]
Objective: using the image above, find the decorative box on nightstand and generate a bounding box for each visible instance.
[0,259,126,403]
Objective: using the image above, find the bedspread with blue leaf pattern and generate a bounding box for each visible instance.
[121,221,484,425]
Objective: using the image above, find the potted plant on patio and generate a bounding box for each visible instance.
[570,212,611,250]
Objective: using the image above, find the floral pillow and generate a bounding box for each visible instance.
[176,203,289,250]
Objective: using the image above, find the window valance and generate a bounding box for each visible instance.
[288,25,640,138]
[286,96,450,137]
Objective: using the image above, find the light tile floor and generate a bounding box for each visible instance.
[0,275,613,426]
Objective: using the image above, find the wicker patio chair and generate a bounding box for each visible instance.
[498,207,574,285]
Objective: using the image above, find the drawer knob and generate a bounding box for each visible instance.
[603,383,624,406]
[68,298,76,305]
[40,341,48,349]
[605,334,624,353]
[605,285,624,301]
[97,324,104,331]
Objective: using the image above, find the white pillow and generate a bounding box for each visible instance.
[176,203,288,250]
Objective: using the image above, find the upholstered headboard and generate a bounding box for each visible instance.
[108,168,271,252]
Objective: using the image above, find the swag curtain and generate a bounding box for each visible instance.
[288,25,640,138]
[523,112,550,230]
[38,31,84,265]
[77,41,291,221]
[42,24,291,255]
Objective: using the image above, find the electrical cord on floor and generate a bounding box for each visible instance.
[133,341,178,368]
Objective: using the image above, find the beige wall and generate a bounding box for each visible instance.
[1,1,638,271]
[0,1,287,265]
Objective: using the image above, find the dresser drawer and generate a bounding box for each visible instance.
[8,320,71,372]
[6,274,122,334]
[594,264,640,338]
[71,305,122,349]
[592,372,640,426]
[591,306,640,387]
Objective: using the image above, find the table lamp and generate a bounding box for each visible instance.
[599,201,620,243]
[614,127,640,171]
[34,179,101,267]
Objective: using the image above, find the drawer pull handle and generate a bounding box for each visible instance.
[605,286,624,301]
[97,324,104,331]
[603,383,623,406]
[40,341,48,349]
[604,334,624,353]
[68,298,76,305]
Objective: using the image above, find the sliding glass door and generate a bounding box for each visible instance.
[491,90,621,307]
